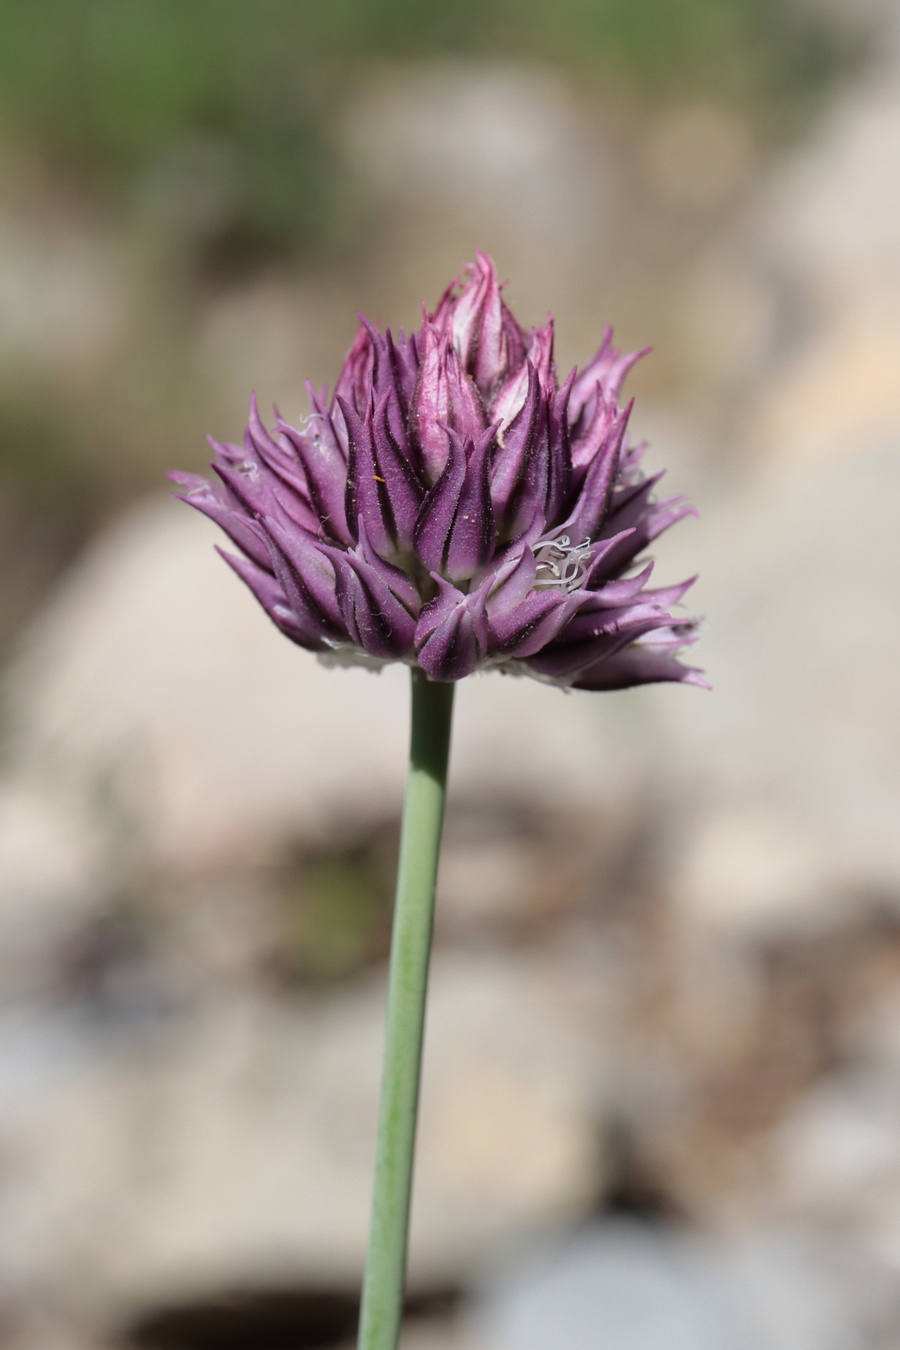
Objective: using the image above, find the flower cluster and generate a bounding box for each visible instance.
[173,253,703,689]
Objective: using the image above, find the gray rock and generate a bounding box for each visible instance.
[475,1220,880,1350]
[0,496,650,879]
[0,953,603,1337]
[655,438,900,939]
[339,60,610,251]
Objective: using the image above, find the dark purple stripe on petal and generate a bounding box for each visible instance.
[276,415,352,545]
[490,362,540,531]
[411,324,485,484]
[566,399,632,541]
[216,548,328,650]
[262,518,345,633]
[339,396,393,555]
[443,425,497,582]
[333,319,375,415]
[328,551,417,659]
[170,473,274,572]
[488,588,577,658]
[413,429,467,574]
[545,368,575,521]
[570,647,709,691]
[372,390,425,554]
[588,561,654,606]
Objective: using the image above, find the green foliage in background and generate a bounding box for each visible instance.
[0,0,855,652]
[0,0,851,265]
[283,834,395,983]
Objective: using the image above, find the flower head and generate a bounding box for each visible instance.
[172,253,704,689]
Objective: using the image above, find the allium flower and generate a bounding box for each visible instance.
[172,253,704,689]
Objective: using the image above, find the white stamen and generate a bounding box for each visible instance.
[297,411,324,440]
[533,532,593,592]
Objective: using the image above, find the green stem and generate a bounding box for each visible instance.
[357,668,456,1350]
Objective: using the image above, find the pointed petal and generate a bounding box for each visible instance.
[262,518,345,633]
[415,576,485,681]
[371,389,425,553]
[306,382,349,463]
[333,318,375,414]
[411,324,485,483]
[327,551,417,659]
[588,560,654,606]
[570,647,709,691]
[170,472,274,571]
[276,415,352,546]
[527,318,556,392]
[566,399,633,542]
[545,367,575,521]
[216,548,327,649]
[488,587,582,659]
[339,396,393,555]
[444,425,497,582]
[413,428,467,574]
[642,574,697,609]
[569,329,649,430]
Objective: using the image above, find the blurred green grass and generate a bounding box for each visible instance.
[0,0,855,656]
[0,0,849,261]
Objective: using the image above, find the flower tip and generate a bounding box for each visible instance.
[473,247,497,275]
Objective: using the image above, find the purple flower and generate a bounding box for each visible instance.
[172,253,705,689]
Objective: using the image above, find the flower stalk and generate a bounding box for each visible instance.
[357,668,455,1350]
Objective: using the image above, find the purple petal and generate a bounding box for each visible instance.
[569,647,709,691]
[415,577,486,681]
[598,485,697,575]
[411,323,485,483]
[545,368,575,521]
[216,547,328,649]
[413,428,467,576]
[642,575,697,609]
[170,472,274,571]
[262,518,345,634]
[414,419,502,583]
[314,519,419,659]
[306,382,349,464]
[333,319,375,414]
[371,390,425,553]
[569,329,649,430]
[214,450,319,536]
[274,421,351,547]
[566,400,632,541]
[444,426,497,582]
[553,599,674,648]
[588,561,654,606]
[328,553,417,659]
[489,364,552,538]
[339,397,382,550]
[488,587,582,659]
[527,318,556,392]
[570,387,620,475]
[352,517,421,614]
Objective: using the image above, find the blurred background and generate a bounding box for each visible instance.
[1,1,899,1347]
